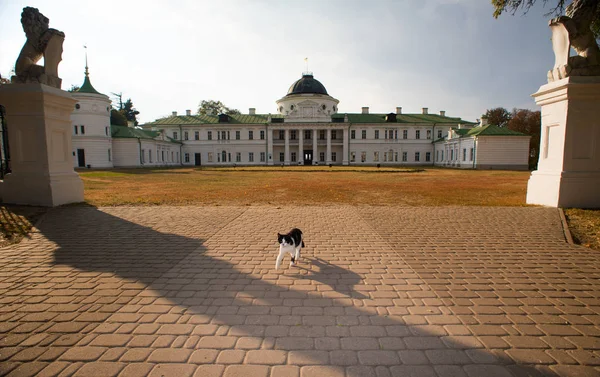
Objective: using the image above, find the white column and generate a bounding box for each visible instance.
[312,129,318,165]
[326,129,332,165]
[284,128,290,166]
[527,77,600,207]
[298,129,303,165]
[267,126,273,165]
[342,127,349,165]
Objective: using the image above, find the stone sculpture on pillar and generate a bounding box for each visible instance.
[526,0,600,208]
[0,7,84,207]
[547,0,600,81]
[12,7,65,89]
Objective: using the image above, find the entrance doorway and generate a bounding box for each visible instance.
[194,153,201,166]
[77,149,86,167]
[303,150,313,166]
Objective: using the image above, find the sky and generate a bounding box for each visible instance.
[0,0,556,124]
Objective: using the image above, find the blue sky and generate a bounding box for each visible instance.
[1,0,555,123]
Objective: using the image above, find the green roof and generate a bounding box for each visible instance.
[146,112,473,126]
[111,125,182,144]
[76,73,103,95]
[466,125,528,137]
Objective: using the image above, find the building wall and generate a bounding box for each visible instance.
[72,137,113,168]
[475,136,531,170]
[112,139,141,167]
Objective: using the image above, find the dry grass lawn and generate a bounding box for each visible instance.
[80,166,529,207]
[1,167,598,250]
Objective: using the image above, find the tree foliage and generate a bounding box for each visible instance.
[110,109,128,127]
[197,100,241,115]
[68,85,80,92]
[507,108,542,169]
[484,107,512,127]
[110,92,139,126]
[492,0,600,38]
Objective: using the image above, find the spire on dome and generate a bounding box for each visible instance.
[76,45,102,95]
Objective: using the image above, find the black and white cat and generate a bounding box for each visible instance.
[276,228,305,270]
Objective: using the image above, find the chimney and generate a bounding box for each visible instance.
[422,107,428,115]
[172,111,177,116]
[362,107,369,114]
[186,109,191,116]
[396,107,402,114]
[249,108,256,115]
[480,116,488,126]
[440,110,445,117]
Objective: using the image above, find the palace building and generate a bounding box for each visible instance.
[70,70,530,170]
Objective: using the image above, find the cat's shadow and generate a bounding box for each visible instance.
[294,256,369,299]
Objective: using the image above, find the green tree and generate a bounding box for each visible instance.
[68,85,80,92]
[507,108,542,169]
[492,0,600,38]
[484,107,512,127]
[197,100,240,115]
[122,98,140,126]
[110,109,128,127]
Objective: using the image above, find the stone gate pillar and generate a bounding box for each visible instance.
[0,84,84,206]
[526,77,600,208]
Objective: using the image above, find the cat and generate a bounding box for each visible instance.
[276,228,305,270]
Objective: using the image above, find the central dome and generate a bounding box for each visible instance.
[287,73,328,96]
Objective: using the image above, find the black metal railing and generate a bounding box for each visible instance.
[0,105,11,179]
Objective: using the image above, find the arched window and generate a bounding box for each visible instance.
[222,150,227,163]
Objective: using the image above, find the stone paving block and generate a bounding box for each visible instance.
[390,365,437,377]
[189,349,219,364]
[357,350,399,365]
[72,361,125,377]
[246,350,287,364]
[300,366,345,377]
[147,348,191,363]
[148,363,197,377]
[271,365,300,377]
[224,365,269,377]
[289,350,329,365]
[60,346,107,361]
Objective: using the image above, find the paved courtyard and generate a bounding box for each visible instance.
[0,205,599,377]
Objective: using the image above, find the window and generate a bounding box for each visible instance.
[463,148,467,161]
[279,130,285,140]
[141,149,145,163]
[171,151,174,162]
[426,152,431,162]
[80,125,85,134]
[184,131,189,141]
[351,130,356,139]
[222,150,227,162]
[450,149,454,160]
[195,131,199,140]
[290,130,297,140]
[105,127,109,136]
[185,153,190,163]
[438,130,442,139]
[260,130,265,140]
[319,130,326,140]
[470,148,474,161]
[236,131,240,140]
[249,130,254,140]
[236,152,241,162]
[149,150,153,163]
[208,131,212,140]
[415,152,420,162]
[441,151,444,161]
[331,152,336,162]
[427,130,432,139]
[374,130,379,139]
[403,130,408,139]
[260,152,266,162]
[208,152,213,162]
[249,152,254,162]
[176,152,179,163]
[374,152,379,162]
[221,131,228,140]
[416,130,420,139]
[436,150,439,162]
[361,130,366,139]
[74,126,78,135]
[395,130,398,139]
[279,152,284,162]
[351,152,356,162]
[291,152,297,162]
[319,152,325,162]
[402,152,407,162]
[304,130,311,139]
[162,150,165,162]
[331,130,337,140]
[394,152,398,162]
[173,131,178,140]
[108,149,111,162]
[361,151,366,162]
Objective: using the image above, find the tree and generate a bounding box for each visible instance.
[492,0,600,38]
[507,108,542,169]
[68,85,80,92]
[197,100,240,115]
[110,109,128,127]
[121,98,140,126]
[484,107,512,127]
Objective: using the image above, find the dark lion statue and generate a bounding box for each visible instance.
[12,7,65,88]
